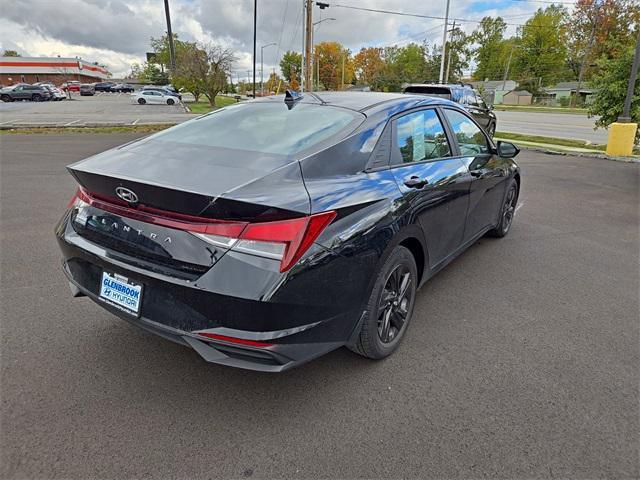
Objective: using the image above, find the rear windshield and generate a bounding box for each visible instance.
[404,86,452,99]
[150,102,363,156]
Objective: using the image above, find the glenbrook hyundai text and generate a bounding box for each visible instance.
[56,91,521,372]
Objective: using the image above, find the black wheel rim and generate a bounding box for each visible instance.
[502,185,517,233]
[377,265,413,344]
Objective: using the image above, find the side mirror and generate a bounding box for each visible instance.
[496,141,520,158]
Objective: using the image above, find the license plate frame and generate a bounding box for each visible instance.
[98,271,143,317]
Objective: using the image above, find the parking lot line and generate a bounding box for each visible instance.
[64,119,81,126]
[515,202,524,214]
[131,118,140,125]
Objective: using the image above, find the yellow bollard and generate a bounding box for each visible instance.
[606,122,638,156]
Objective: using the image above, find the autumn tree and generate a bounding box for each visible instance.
[353,47,385,89]
[2,50,20,57]
[314,41,354,90]
[568,0,640,79]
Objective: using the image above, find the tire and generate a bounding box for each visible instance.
[166,98,175,105]
[1,94,12,102]
[349,245,418,359]
[32,94,42,102]
[488,179,518,238]
[138,98,146,105]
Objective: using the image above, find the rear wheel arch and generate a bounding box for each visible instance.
[399,236,426,285]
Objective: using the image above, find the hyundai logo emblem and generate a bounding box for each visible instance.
[115,187,139,204]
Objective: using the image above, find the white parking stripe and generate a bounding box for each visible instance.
[132,118,140,125]
[515,202,524,215]
[64,119,81,126]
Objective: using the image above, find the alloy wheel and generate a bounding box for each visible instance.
[502,185,517,233]
[377,264,413,344]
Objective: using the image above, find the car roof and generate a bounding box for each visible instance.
[255,91,457,114]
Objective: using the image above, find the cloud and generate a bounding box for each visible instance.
[1,0,546,78]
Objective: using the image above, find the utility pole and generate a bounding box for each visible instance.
[252,0,257,98]
[438,0,451,84]
[163,0,176,72]
[502,44,514,91]
[619,31,640,122]
[444,20,456,83]
[304,0,313,91]
[301,0,306,91]
[573,0,599,108]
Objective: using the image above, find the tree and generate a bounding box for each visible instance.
[511,6,571,92]
[588,43,640,139]
[265,71,282,93]
[140,62,169,85]
[279,50,302,86]
[353,47,386,89]
[380,43,429,91]
[314,42,354,90]
[443,26,472,82]
[2,50,20,57]
[174,42,234,106]
[472,17,509,80]
[568,0,640,80]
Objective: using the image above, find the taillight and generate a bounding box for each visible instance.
[67,188,336,272]
[239,212,337,272]
[197,211,336,272]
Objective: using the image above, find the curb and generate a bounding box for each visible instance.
[506,142,639,163]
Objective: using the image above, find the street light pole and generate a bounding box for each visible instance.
[260,42,277,96]
[163,0,176,72]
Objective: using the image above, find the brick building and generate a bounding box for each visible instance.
[0,57,111,86]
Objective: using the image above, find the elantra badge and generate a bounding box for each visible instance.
[115,187,138,204]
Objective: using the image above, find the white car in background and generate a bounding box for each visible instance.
[131,90,179,105]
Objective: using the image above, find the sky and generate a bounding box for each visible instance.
[0,0,575,79]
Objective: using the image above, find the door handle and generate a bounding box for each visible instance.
[404,176,428,189]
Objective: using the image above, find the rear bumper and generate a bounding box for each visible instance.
[56,212,364,371]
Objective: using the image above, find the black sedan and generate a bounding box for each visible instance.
[55,91,520,372]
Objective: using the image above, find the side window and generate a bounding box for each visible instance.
[444,109,490,156]
[395,109,451,164]
[465,90,479,107]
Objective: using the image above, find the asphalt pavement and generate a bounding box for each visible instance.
[1,133,638,479]
[495,110,607,144]
[0,92,198,127]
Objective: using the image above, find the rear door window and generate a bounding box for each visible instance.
[394,109,451,164]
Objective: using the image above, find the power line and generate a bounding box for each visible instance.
[324,2,576,29]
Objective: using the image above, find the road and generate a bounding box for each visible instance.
[1,134,638,479]
[1,95,610,145]
[495,110,608,144]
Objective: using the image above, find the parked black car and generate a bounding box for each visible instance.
[110,83,135,93]
[0,84,51,102]
[94,82,116,92]
[141,85,182,100]
[403,83,497,137]
[80,84,96,96]
[56,92,520,372]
